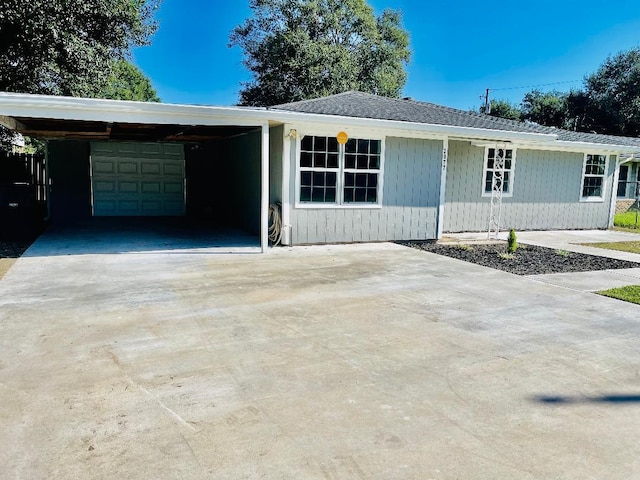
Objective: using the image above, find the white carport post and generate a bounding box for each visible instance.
[261,122,270,252]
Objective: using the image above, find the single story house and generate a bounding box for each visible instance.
[1,91,639,251]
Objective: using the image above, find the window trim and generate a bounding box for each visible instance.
[295,133,385,209]
[580,153,608,203]
[481,146,516,198]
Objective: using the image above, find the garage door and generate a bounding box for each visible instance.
[90,142,185,216]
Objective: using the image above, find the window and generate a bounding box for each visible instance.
[617,165,629,198]
[299,135,382,206]
[482,147,515,197]
[581,154,607,201]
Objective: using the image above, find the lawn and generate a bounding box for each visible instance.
[584,241,640,254]
[614,211,640,230]
[598,285,640,305]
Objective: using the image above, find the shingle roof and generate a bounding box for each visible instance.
[272,91,640,150]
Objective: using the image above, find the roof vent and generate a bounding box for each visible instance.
[402,96,413,101]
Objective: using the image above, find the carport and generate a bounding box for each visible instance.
[0,94,272,251]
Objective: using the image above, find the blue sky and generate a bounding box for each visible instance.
[133,0,640,110]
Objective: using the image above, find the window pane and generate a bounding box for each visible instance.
[326,172,337,186]
[357,155,368,169]
[355,173,367,187]
[345,172,355,187]
[301,172,311,186]
[504,159,512,170]
[301,136,313,151]
[488,148,495,159]
[355,188,366,202]
[582,177,603,197]
[503,172,510,193]
[344,187,354,203]
[369,155,380,169]
[326,187,336,202]
[300,152,312,168]
[328,137,339,152]
[487,157,494,169]
[370,140,381,155]
[358,139,369,153]
[314,152,326,168]
[367,188,377,203]
[300,187,311,202]
[345,154,356,169]
[505,150,513,159]
[312,188,325,202]
[327,153,339,168]
[313,172,325,186]
[314,136,327,152]
[345,139,357,153]
[368,173,378,188]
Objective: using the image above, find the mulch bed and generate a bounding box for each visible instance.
[400,241,640,276]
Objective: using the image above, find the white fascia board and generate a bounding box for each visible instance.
[0,92,270,127]
[0,92,557,144]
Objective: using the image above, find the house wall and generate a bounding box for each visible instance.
[444,140,616,232]
[269,125,283,205]
[227,129,262,235]
[48,140,91,224]
[288,136,443,244]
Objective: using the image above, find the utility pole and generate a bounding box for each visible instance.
[483,88,491,114]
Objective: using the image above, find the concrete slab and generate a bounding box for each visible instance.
[529,268,640,292]
[2,237,640,479]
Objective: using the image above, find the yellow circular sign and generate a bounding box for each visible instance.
[336,131,349,145]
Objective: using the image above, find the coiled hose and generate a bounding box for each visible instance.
[268,202,283,246]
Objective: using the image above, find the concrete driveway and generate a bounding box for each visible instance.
[1,234,640,479]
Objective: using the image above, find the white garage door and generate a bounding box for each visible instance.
[91,142,185,216]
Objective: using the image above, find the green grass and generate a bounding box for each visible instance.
[584,241,640,254]
[614,211,640,229]
[598,285,640,305]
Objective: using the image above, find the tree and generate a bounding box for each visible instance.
[580,48,640,136]
[0,0,159,97]
[229,0,411,106]
[520,90,568,128]
[0,0,160,151]
[484,99,521,121]
[95,59,160,102]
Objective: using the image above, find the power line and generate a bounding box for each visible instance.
[489,79,582,92]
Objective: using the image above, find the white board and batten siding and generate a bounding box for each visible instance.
[444,140,616,232]
[289,137,443,244]
[90,142,185,216]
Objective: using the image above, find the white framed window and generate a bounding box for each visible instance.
[297,135,383,207]
[482,147,516,197]
[580,154,608,202]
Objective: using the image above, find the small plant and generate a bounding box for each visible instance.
[457,243,473,251]
[507,229,518,253]
[498,252,514,260]
[556,249,571,257]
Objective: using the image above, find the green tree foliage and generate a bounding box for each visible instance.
[95,59,160,102]
[485,48,640,136]
[229,0,411,106]
[520,90,568,128]
[0,0,159,97]
[0,0,160,151]
[485,99,522,121]
[580,48,640,136]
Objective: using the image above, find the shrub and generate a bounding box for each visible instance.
[507,229,518,253]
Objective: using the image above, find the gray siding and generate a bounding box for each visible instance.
[444,140,616,232]
[269,125,283,205]
[289,137,442,244]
